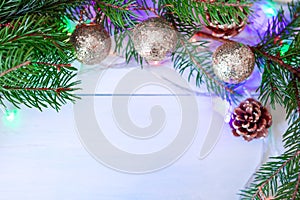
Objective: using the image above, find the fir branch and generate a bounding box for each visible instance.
[293,171,300,200]
[94,0,139,29]
[253,151,300,199]
[33,62,71,71]
[240,150,300,199]
[241,117,300,199]
[0,6,79,110]
[162,0,253,26]
[3,86,72,93]
[171,36,239,102]
[162,6,201,39]
[0,0,86,22]
[251,47,300,79]
[257,3,299,51]
[0,67,80,111]
[114,29,144,65]
[179,38,234,95]
[193,0,253,7]
[294,77,300,115]
[96,0,158,14]
[0,61,31,77]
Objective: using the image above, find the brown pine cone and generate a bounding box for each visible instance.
[204,1,247,38]
[229,98,272,141]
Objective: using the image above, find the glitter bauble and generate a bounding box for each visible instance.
[205,2,247,38]
[212,42,255,84]
[132,17,178,62]
[71,24,111,65]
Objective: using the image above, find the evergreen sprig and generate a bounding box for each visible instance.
[240,2,300,199]
[253,2,300,121]
[0,0,82,111]
[94,0,140,31]
[172,37,240,102]
[0,0,299,198]
[161,0,253,26]
[240,119,300,200]
[0,0,85,22]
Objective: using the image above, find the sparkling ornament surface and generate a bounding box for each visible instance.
[132,17,178,62]
[71,24,111,65]
[212,42,255,84]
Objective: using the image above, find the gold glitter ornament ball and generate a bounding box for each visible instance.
[212,42,255,84]
[71,24,111,65]
[132,17,178,62]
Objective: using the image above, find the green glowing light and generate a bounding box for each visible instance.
[62,16,76,34]
[5,111,15,121]
[2,109,20,127]
[280,44,290,56]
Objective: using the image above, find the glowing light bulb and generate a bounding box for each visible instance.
[2,109,20,127]
[262,3,277,18]
[280,44,290,56]
[189,36,197,42]
[5,111,15,122]
[149,61,161,66]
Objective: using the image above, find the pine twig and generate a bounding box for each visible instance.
[252,150,300,199]
[0,61,31,77]
[3,86,72,94]
[0,61,71,78]
[179,38,235,94]
[293,77,300,115]
[34,62,71,71]
[292,171,300,200]
[193,0,252,7]
[96,0,158,14]
[251,47,300,79]
[6,33,51,43]
[196,31,300,79]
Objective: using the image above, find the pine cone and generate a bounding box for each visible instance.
[204,1,247,38]
[229,98,272,141]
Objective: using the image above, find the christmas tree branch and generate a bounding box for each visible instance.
[193,0,253,7]
[34,62,71,71]
[252,150,300,199]
[0,61,31,77]
[292,171,300,200]
[164,10,238,101]
[0,1,82,110]
[293,78,300,114]
[179,38,234,95]
[251,47,300,78]
[3,86,72,93]
[96,0,157,13]
[162,0,252,26]
[0,0,86,22]
[195,31,300,79]
[0,61,70,78]
[93,0,140,29]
